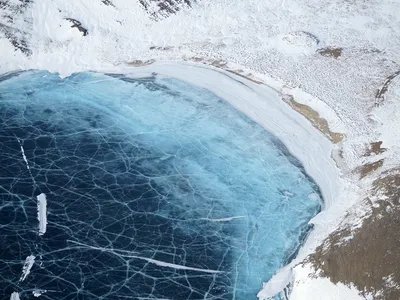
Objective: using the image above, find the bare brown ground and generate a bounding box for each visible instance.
[64,18,88,36]
[357,142,386,178]
[184,57,345,143]
[317,47,343,58]
[309,168,400,299]
[282,95,344,143]
[375,70,400,106]
[126,59,155,67]
[357,159,384,178]
[225,69,264,85]
[365,141,386,156]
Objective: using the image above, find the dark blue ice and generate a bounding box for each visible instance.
[0,71,322,299]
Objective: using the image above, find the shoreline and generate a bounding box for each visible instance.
[2,61,347,298]
[107,61,344,298]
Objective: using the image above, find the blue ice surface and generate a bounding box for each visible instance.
[0,71,322,299]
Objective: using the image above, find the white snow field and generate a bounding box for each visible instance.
[1,0,399,299]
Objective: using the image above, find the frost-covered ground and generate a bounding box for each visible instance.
[1,0,400,299]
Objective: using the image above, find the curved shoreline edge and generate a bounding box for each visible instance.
[108,61,343,298]
[2,61,343,299]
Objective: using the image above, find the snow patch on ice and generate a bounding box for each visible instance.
[9,292,20,300]
[37,193,47,236]
[20,255,36,282]
[33,290,47,297]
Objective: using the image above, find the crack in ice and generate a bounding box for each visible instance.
[18,139,30,170]
[16,138,37,186]
[200,216,246,222]
[68,240,223,274]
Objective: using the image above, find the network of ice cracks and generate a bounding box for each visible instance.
[0,71,322,299]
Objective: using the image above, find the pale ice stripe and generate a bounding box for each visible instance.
[20,255,36,282]
[200,216,246,222]
[18,141,30,170]
[142,257,221,273]
[37,193,47,236]
[68,240,222,274]
[17,139,37,184]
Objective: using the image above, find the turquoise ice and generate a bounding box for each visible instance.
[0,71,321,299]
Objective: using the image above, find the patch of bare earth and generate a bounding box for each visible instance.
[317,47,343,58]
[282,95,344,143]
[375,70,400,106]
[101,0,114,6]
[364,141,386,156]
[126,59,155,66]
[355,141,387,178]
[64,18,89,36]
[309,167,400,299]
[357,159,384,178]
[139,0,194,19]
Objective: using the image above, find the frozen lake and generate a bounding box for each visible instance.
[0,71,322,299]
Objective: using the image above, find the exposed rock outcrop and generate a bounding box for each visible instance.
[64,18,89,36]
[0,0,32,55]
[138,0,195,19]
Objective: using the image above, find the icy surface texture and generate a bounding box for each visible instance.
[0,71,321,299]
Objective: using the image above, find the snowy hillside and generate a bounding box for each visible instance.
[1,0,399,299]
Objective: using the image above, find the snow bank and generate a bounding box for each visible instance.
[290,263,364,300]
[257,265,293,298]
